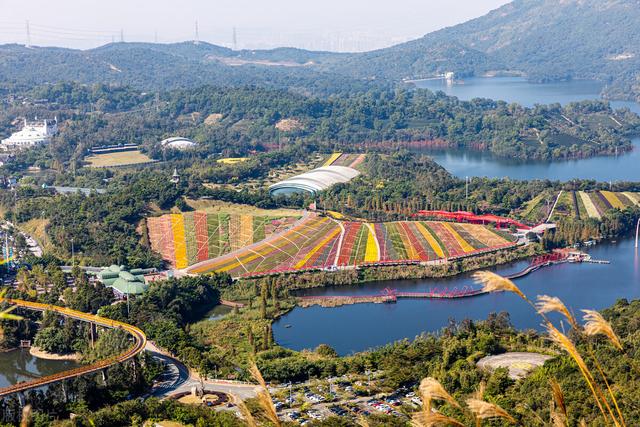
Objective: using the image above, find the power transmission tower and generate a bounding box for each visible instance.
[233,27,237,50]
[25,20,31,47]
[194,20,200,44]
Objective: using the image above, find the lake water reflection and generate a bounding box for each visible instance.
[274,77,640,354]
[274,238,640,355]
[413,77,640,181]
[0,349,79,388]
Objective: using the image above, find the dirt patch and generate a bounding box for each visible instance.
[275,118,303,132]
[30,346,80,361]
[20,218,52,252]
[204,113,224,125]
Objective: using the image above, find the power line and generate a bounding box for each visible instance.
[29,23,118,34]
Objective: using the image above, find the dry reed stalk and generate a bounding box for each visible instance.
[465,398,517,424]
[472,271,526,300]
[582,310,623,351]
[235,399,258,427]
[473,381,486,400]
[546,323,618,426]
[412,411,465,427]
[419,377,461,414]
[20,405,31,427]
[0,289,23,321]
[581,310,626,425]
[551,409,567,427]
[536,295,578,328]
[248,362,281,427]
[549,378,567,420]
[585,345,626,427]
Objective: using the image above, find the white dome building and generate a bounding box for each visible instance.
[160,137,198,150]
[269,165,360,196]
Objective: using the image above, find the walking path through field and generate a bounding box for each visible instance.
[546,191,563,223]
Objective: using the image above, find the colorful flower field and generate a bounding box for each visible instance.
[147,212,299,269]
[324,152,367,169]
[186,213,517,277]
[549,191,640,221]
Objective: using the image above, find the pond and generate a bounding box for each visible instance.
[0,348,79,389]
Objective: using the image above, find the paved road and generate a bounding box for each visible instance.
[145,342,257,401]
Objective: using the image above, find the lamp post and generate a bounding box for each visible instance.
[70,237,75,266]
[127,281,130,317]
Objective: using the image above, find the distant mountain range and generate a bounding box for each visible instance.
[2,0,639,100]
[321,0,640,99]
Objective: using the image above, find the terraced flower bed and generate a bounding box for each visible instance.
[549,191,640,221]
[185,215,516,277]
[323,152,367,170]
[147,212,299,268]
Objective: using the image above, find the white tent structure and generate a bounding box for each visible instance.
[269,165,360,196]
[160,137,197,150]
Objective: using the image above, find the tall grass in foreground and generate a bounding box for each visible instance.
[472,271,626,426]
[412,377,515,427]
[0,288,23,321]
[248,361,281,427]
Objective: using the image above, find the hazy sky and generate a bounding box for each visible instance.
[0,0,510,51]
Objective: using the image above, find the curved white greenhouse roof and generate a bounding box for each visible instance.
[160,137,197,150]
[269,165,360,196]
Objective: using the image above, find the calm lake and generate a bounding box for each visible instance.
[274,237,640,355]
[412,77,640,181]
[273,77,640,355]
[0,349,79,389]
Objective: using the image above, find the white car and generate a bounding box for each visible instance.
[307,410,322,420]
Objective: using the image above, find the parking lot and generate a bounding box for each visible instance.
[269,374,416,424]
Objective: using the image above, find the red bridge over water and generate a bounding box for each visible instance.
[298,251,571,305]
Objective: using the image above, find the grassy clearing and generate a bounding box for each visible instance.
[20,218,54,252]
[185,199,301,217]
[520,194,545,220]
[84,150,154,167]
[551,191,575,220]
[547,132,588,147]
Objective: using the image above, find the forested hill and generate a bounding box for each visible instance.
[3,1,640,99]
[0,42,359,95]
[321,0,640,100]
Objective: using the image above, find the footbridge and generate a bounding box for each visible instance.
[297,252,577,307]
[0,297,147,398]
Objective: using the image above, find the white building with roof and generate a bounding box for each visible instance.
[1,118,58,151]
[269,165,360,196]
[160,136,198,150]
